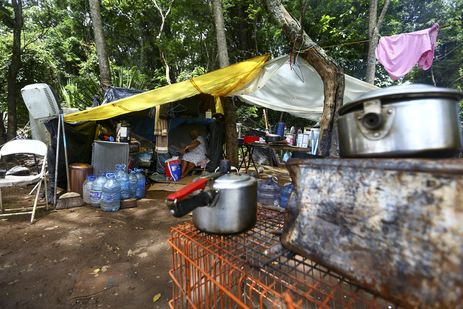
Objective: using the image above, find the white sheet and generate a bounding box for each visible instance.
[230,55,378,121]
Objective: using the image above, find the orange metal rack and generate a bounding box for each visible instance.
[169,207,397,308]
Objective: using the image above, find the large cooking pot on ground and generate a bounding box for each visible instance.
[167,173,257,234]
[337,84,463,157]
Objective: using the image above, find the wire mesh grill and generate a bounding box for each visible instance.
[169,207,397,309]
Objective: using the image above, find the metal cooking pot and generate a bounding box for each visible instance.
[167,173,257,234]
[337,84,463,157]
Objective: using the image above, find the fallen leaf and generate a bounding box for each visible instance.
[152,293,161,303]
[93,268,101,274]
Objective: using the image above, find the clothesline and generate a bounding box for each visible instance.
[321,24,452,50]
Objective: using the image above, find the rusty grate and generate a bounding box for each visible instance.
[168,208,397,308]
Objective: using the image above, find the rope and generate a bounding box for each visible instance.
[189,78,204,94]
[309,23,454,50]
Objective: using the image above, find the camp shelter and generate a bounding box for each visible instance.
[64,54,377,123]
[61,54,378,174]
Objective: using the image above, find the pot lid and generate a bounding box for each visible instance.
[340,84,463,115]
[215,173,250,184]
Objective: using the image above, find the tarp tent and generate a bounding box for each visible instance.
[64,54,377,123]
[232,55,378,120]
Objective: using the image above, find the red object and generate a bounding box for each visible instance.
[165,159,180,178]
[167,177,209,201]
[243,136,259,144]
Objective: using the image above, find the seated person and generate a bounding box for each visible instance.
[181,130,209,178]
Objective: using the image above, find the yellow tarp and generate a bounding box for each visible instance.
[64,54,269,122]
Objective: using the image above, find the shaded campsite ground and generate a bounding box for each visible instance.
[0,166,290,308]
[0,188,187,308]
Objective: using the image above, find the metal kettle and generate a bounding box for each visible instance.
[167,173,257,234]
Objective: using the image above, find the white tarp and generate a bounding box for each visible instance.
[231,55,378,121]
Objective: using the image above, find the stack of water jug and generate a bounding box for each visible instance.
[257,176,293,209]
[82,164,146,212]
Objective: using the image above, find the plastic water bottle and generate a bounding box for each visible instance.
[257,176,281,207]
[279,183,293,208]
[82,175,96,204]
[90,173,106,207]
[115,164,130,200]
[128,170,138,198]
[134,168,146,199]
[100,173,121,212]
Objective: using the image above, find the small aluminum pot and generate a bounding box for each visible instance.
[168,174,257,234]
[337,84,463,157]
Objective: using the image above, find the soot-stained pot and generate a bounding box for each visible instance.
[167,173,257,234]
[337,84,463,157]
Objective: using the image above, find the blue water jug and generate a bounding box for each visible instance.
[279,183,293,208]
[275,121,285,136]
[82,175,96,204]
[100,173,121,212]
[115,164,130,200]
[129,170,138,198]
[90,173,106,207]
[134,168,146,199]
[257,176,280,206]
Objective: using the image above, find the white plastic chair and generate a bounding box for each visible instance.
[0,139,48,223]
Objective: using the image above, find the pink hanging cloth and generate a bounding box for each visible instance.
[375,23,439,80]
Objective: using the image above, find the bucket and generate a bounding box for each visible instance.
[69,163,93,196]
[275,122,285,136]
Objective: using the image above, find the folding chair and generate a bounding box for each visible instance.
[0,139,48,223]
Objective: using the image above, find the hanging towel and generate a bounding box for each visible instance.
[375,23,439,80]
[154,107,169,153]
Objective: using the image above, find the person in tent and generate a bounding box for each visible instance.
[181,130,209,178]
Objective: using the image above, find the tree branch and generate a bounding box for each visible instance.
[376,0,391,31]
[152,0,175,40]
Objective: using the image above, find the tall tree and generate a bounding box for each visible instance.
[153,0,174,84]
[262,0,345,157]
[365,0,391,84]
[212,0,238,165]
[89,0,111,92]
[1,0,23,142]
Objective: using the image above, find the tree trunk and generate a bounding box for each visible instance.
[365,0,391,84]
[212,0,238,165]
[89,0,111,92]
[262,0,345,157]
[6,0,23,141]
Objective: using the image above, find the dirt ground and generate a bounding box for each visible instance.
[0,187,189,309]
[0,166,290,309]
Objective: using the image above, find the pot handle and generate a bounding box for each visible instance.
[166,177,209,201]
[169,191,212,217]
[361,99,383,130]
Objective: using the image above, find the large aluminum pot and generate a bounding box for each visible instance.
[337,84,463,157]
[167,173,257,234]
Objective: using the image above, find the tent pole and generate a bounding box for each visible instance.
[263,109,269,132]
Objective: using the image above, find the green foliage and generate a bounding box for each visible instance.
[176,66,206,82]
[236,104,259,128]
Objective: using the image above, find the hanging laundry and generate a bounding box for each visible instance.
[375,23,439,80]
